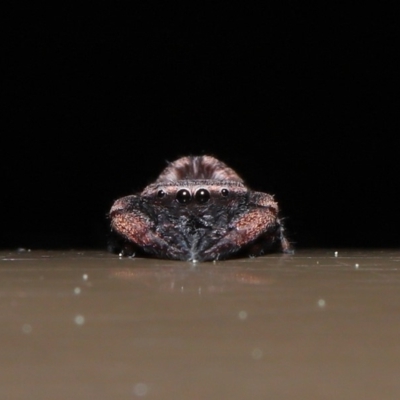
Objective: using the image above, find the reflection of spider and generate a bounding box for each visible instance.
[110,155,291,261]
[110,268,276,293]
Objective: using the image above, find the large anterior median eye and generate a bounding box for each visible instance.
[195,188,210,204]
[176,189,191,204]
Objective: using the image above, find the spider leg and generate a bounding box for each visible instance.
[201,192,290,261]
[110,195,184,259]
[244,220,291,257]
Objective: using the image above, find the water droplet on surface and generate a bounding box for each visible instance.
[22,324,32,334]
[74,315,85,325]
[238,311,248,320]
[133,383,148,396]
[251,348,263,360]
[318,299,326,308]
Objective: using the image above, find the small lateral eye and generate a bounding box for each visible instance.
[176,189,191,204]
[195,188,210,204]
[157,190,166,198]
[221,188,229,197]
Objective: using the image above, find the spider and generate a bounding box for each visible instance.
[109,155,291,261]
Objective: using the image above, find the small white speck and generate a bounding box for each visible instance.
[74,287,81,295]
[238,310,248,320]
[198,287,202,294]
[318,299,326,308]
[213,260,216,264]
[334,251,338,257]
[316,261,319,264]
[251,348,263,360]
[74,315,85,325]
[180,286,184,292]
[192,259,198,263]
[82,274,88,281]
[133,383,148,396]
[355,263,359,269]
[118,252,123,257]
[22,324,32,334]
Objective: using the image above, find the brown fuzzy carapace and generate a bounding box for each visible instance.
[156,155,244,183]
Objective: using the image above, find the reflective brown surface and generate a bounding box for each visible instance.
[1,249,400,399]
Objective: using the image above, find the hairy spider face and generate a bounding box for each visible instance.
[141,180,246,211]
[110,155,290,261]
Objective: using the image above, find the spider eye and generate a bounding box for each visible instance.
[221,188,229,197]
[176,189,191,204]
[157,190,166,198]
[195,188,210,204]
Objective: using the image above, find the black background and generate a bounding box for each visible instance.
[3,4,398,251]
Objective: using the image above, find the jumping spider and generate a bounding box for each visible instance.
[109,155,291,261]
